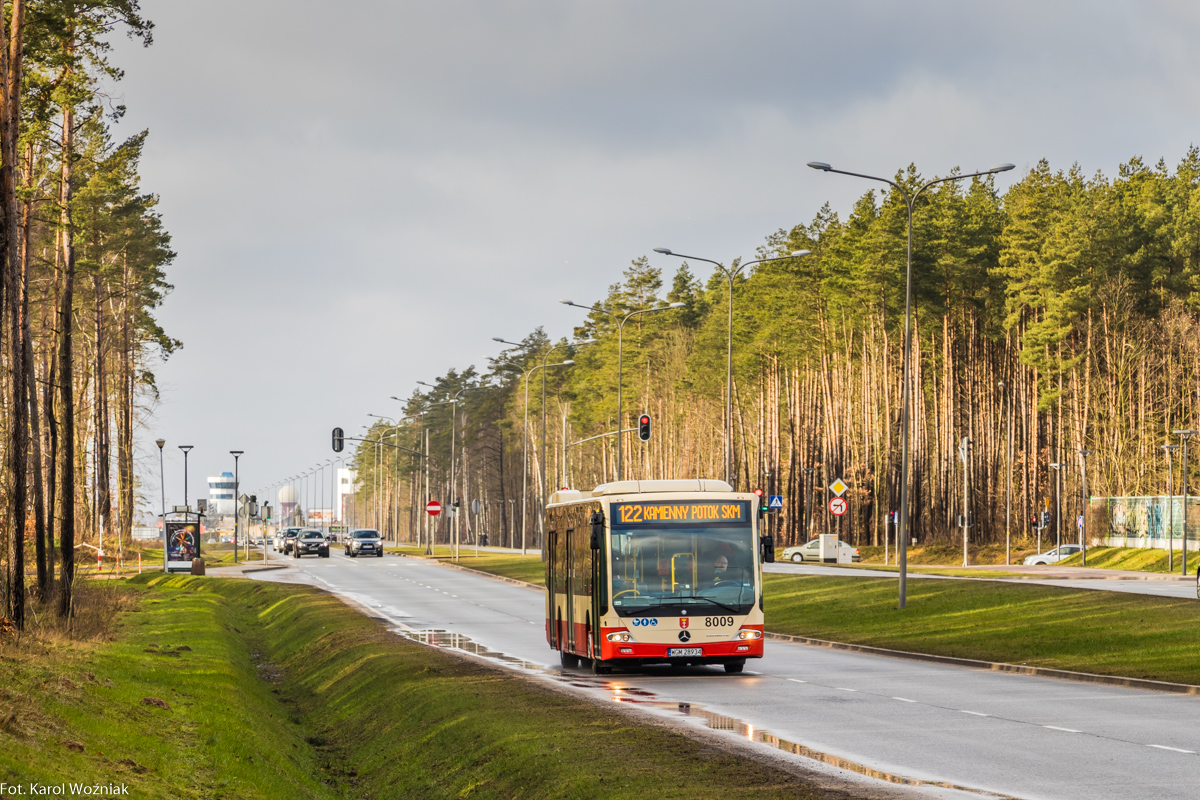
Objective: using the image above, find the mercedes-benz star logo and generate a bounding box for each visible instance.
[678,630,691,643]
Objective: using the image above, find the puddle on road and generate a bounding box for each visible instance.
[392,626,1008,798]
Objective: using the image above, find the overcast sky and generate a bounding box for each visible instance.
[110,1,1200,514]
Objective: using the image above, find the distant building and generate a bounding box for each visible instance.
[338,468,358,522]
[208,471,237,516]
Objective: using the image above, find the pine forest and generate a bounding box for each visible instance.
[355,154,1200,557]
[0,1,176,630]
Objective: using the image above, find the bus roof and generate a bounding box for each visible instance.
[548,479,735,506]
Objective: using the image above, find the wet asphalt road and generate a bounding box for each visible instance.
[250,552,1200,800]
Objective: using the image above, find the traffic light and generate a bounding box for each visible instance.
[332,427,344,453]
[638,414,651,441]
[1041,511,1051,527]
[754,487,767,515]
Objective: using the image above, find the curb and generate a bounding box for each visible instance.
[400,554,542,590]
[764,632,1200,695]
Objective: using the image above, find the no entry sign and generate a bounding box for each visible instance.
[828,497,848,516]
[426,500,442,516]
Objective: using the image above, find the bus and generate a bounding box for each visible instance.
[545,479,772,674]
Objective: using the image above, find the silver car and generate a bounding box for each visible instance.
[1023,545,1082,566]
[344,529,383,558]
[778,539,861,563]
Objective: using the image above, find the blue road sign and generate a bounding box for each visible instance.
[768,495,784,510]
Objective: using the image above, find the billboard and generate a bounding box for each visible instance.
[165,520,201,572]
[307,509,333,526]
[1099,496,1200,543]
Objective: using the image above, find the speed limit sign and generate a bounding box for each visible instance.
[829,497,848,516]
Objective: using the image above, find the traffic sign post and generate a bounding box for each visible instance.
[829,497,847,516]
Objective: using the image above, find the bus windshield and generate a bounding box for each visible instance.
[609,514,755,617]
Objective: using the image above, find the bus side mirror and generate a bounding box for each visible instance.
[760,535,775,564]
[590,511,604,550]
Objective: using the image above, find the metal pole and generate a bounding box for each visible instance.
[451,398,458,561]
[522,371,530,555]
[960,437,969,567]
[726,269,735,485]
[616,319,624,481]
[1176,431,1196,575]
[1002,380,1013,565]
[898,197,913,608]
[424,428,431,555]
[1078,450,1091,566]
[231,452,241,564]
[157,439,166,572]
[1164,445,1176,571]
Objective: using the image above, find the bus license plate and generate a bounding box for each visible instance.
[668,648,702,658]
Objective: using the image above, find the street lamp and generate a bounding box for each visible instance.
[999,380,1014,565]
[1077,449,1092,566]
[178,445,194,510]
[560,300,685,481]
[419,383,471,559]
[1162,443,1179,571]
[809,159,1014,608]
[1049,462,1063,553]
[230,451,243,564]
[1173,429,1197,575]
[156,439,166,571]
[654,248,810,486]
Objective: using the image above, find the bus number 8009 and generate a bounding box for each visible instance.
[705,616,734,627]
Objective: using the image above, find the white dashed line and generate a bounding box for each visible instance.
[961,711,989,717]
[1043,726,1081,733]
[1148,745,1195,754]
[787,678,807,683]
[836,687,857,692]
[893,697,916,703]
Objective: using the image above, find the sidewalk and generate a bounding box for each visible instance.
[956,563,1193,581]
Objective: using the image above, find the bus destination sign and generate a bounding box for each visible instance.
[613,500,750,526]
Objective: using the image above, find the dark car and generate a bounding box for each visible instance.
[345,529,383,558]
[277,527,302,554]
[280,528,301,555]
[293,529,330,558]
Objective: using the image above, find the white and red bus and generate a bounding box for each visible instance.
[545,479,771,674]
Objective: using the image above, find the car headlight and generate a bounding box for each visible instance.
[736,629,763,640]
[606,631,634,643]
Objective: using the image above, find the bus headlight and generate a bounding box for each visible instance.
[736,629,763,641]
[606,631,635,643]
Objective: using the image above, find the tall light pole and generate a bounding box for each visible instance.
[1049,462,1063,553]
[419,383,469,559]
[809,159,1014,608]
[156,439,166,571]
[1077,449,1092,566]
[230,451,243,564]
[1163,443,1179,571]
[654,248,810,486]
[560,300,685,481]
[999,380,1013,565]
[178,445,194,509]
[1173,429,1197,575]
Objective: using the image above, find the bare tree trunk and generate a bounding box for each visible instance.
[57,97,77,619]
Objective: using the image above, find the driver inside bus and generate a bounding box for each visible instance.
[709,555,729,586]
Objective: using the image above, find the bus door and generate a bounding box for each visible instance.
[566,526,576,653]
[547,528,559,649]
[590,510,603,659]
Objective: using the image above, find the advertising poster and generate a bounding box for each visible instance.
[166,520,200,572]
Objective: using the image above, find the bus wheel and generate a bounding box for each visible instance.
[724,660,745,674]
[591,658,612,675]
[560,650,579,669]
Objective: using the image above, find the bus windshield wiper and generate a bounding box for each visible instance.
[623,603,663,616]
[683,597,740,614]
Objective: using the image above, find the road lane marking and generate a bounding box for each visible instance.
[836,687,857,692]
[1043,726,1081,733]
[787,679,807,683]
[893,697,916,703]
[1148,745,1195,753]
[961,711,989,717]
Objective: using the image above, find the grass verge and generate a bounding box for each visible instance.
[1057,545,1188,573]
[763,573,1200,684]
[0,575,834,799]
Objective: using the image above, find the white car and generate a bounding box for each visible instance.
[778,539,860,563]
[1023,545,1082,566]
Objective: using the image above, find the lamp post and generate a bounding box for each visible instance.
[654,248,810,486]
[1162,444,1179,571]
[230,451,243,564]
[1077,449,1092,566]
[156,439,166,571]
[801,466,815,543]
[419,383,470,560]
[808,159,1014,608]
[560,300,685,481]
[505,360,573,555]
[999,380,1013,565]
[1173,429,1197,575]
[1049,462,1063,553]
[178,445,193,509]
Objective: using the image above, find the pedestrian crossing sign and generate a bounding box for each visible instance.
[768,495,784,510]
